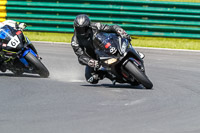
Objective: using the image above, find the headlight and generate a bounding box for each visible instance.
[121,41,127,54]
[104,58,118,65]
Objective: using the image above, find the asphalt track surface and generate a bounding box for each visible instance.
[0,42,200,133]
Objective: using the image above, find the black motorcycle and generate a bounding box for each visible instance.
[94,32,153,89]
[0,25,49,77]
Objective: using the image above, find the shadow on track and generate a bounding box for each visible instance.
[81,83,149,90]
[0,73,40,78]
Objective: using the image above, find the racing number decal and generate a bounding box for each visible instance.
[7,35,20,48]
[110,47,116,54]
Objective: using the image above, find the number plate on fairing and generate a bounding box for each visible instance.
[7,35,20,48]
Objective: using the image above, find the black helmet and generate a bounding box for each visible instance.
[74,14,91,36]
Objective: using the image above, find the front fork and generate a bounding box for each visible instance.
[123,57,145,72]
[19,48,38,67]
[120,57,145,83]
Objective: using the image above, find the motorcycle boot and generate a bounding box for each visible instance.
[85,66,99,84]
[97,66,117,84]
[87,74,99,84]
[87,70,113,84]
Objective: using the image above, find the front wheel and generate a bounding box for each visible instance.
[25,52,49,78]
[124,61,153,89]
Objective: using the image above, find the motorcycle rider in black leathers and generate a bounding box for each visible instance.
[71,14,138,84]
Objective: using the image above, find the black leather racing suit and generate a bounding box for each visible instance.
[71,22,125,83]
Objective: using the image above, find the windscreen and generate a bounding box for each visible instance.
[0,25,24,51]
[95,32,118,47]
[0,25,15,42]
[94,32,119,57]
[95,32,130,56]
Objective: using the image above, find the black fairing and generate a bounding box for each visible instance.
[0,25,25,52]
[94,32,118,55]
[94,32,144,83]
[94,32,143,63]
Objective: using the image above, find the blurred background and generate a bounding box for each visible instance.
[1,0,200,50]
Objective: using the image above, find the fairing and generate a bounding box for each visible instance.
[0,25,24,52]
[94,32,130,57]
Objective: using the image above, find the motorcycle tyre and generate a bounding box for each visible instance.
[124,61,153,89]
[25,52,49,78]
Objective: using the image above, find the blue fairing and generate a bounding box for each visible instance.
[20,48,37,67]
[19,57,29,67]
[0,27,11,40]
[22,48,37,57]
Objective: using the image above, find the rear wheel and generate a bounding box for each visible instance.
[124,61,153,89]
[25,52,49,78]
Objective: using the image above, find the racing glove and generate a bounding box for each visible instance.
[117,29,131,41]
[88,59,100,70]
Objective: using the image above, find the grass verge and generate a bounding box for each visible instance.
[24,31,200,50]
[132,36,200,50]
[24,31,73,43]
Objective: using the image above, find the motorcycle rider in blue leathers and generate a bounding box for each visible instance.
[0,20,41,74]
[0,20,27,72]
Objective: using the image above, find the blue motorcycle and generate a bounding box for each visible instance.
[0,25,49,77]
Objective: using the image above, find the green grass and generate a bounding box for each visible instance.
[132,36,200,50]
[24,31,200,50]
[24,31,73,43]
